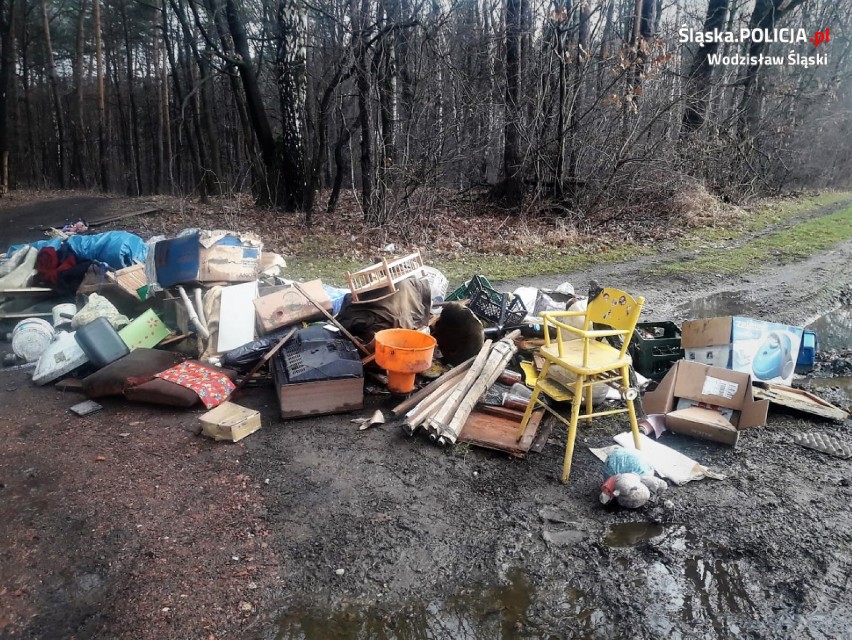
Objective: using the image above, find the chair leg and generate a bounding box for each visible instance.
[516,362,550,442]
[622,365,641,450]
[562,375,585,484]
[584,381,594,419]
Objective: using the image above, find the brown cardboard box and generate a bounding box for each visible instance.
[643,360,768,446]
[200,401,262,442]
[680,316,734,369]
[253,279,332,333]
[681,316,804,385]
[154,231,262,286]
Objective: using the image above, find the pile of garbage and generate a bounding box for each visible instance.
[0,231,541,448]
[1,226,848,511]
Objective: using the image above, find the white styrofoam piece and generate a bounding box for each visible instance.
[217,281,259,353]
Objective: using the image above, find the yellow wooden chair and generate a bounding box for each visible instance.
[516,288,645,483]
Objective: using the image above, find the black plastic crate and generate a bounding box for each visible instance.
[469,289,527,326]
[629,321,684,380]
[446,274,495,302]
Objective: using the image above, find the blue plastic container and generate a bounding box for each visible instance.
[795,330,817,372]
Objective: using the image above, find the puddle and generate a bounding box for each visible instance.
[806,306,852,352]
[804,377,852,396]
[603,522,665,548]
[614,526,758,635]
[678,291,753,319]
[277,569,539,639]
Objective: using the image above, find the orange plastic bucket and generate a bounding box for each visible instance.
[374,329,437,393]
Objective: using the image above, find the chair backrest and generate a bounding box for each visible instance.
[584,288,645,357]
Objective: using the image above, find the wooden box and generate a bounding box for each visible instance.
[200,401,262,442]
[275,378,364,419]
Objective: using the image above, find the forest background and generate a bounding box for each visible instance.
[0,0,848,232]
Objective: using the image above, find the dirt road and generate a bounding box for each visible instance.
[0,195,124,250]
[1,198,851,639]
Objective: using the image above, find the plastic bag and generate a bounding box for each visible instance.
[71,293,130,330]
[220,325,296,371]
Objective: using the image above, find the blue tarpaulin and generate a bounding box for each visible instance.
[7,231,148,270]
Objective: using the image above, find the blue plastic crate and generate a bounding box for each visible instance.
[795,329,817,372]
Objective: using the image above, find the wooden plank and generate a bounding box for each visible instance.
[55,378,86,393]
[0,310,53,319]
[87,207,160,227]
[0,287,55,298]
[458,406,543,458]
[529,416,554,453]
[754,383,848,422]
[157,333,191,347]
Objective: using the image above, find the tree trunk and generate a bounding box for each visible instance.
[225,0,279,205]
[40,0,68,188]
[160,6,173,193]
[19,15,38,185]
[327,120,351,215]
[171,0,223,196]
[737,0,807,138]
[496,0,525,208]
[553,0,569,197]
[628,0,654,111]
[93,0,109,190]
[0,0,14,194]
[162,0,205,196]
[568,1,590,201]
[308,63,350,224]
[681,0,730,134]
[352,0,376,222]
[276,0,310,212]
[120,0,143,195]
[71,0,88,187]
[203,0,265,199]
[378,0,398,167]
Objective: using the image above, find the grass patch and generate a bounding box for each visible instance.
[431,245,654,283]
[659,203,852,275]
[286,243,655,285]
[281,191,852,285]
[680,191,852,249]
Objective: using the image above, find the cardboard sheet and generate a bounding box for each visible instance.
[218,281,258,352]
[589,432,726,485]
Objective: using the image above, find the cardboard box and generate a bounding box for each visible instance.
[154,231,261,287]
[253,279,332,333]
[200,401,261,442]
[681,316,804,385]
[644,360,769,446]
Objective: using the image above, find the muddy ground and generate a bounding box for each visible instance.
[1,197,852,639]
